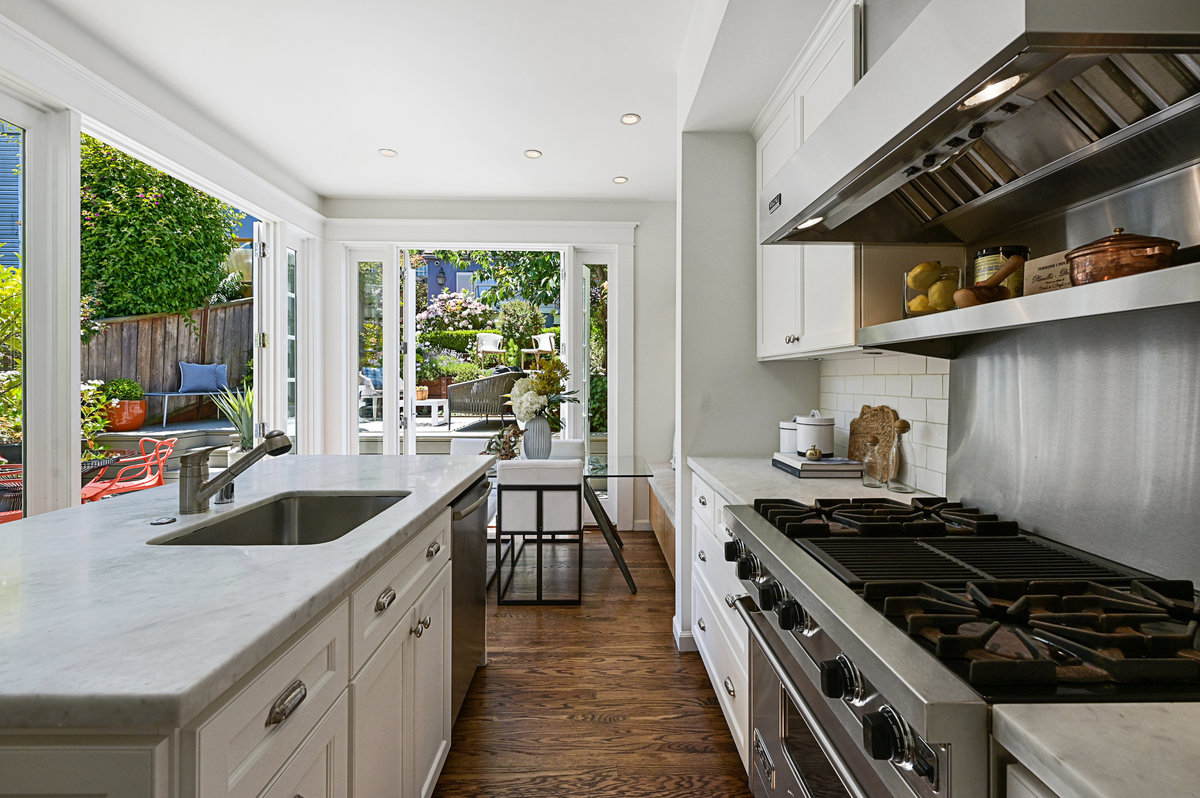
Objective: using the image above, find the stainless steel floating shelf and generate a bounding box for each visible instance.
[855,262,1200,358]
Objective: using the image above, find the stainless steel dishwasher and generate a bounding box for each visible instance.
[449,475,490,721]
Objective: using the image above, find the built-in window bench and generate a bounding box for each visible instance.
[648,462,676,580]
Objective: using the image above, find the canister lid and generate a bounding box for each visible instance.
[794,410,834,426]
[975,244,1030,260]
[779,421,798,430]
[1065,228,1179,261]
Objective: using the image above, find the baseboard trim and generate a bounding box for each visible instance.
[673,616,698,652]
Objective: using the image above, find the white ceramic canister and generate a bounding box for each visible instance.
[779,421,798,454]
[795,410,835,456]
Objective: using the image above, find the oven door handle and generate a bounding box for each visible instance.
[732,594,872,798]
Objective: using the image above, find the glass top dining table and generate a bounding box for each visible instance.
[585,454,652,479]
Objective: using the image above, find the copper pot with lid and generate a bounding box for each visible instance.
[1066,227,1179,285]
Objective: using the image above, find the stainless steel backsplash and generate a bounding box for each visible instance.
[948,305,1200,582]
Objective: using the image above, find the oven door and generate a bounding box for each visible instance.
[739,601,894,798]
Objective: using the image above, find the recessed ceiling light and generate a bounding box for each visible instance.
[794,216,824,230]
[960,74,1025,109]
[524,149,543,159]
[612,176,629,184]
[377,148,397,158]
[620,113,641,125]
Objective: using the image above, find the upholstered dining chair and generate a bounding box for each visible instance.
[519,332,556,369]
[475,332,505,366]
[495,458,584,605]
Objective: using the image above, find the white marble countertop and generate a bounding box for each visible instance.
[687,455,932,506]
[0,454,492,730]
[994,703,1200,798]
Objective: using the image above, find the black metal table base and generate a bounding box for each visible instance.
[583,481,637,594]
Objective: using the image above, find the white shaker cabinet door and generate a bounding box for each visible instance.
[798,243,858,353]
[261,695,349,798]
[410,562,453,798]
[350,607,414,798]
[758,244,804,359]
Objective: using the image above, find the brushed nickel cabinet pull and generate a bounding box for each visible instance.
[723,677,736,697]
[697,617,706,632]
[265,679,307,727]
[411,623,424,638]
[698,550,707,562]
[698,495,707,506]
[426,540,441,559]
[421,615,432,629]
[374,586,397,614]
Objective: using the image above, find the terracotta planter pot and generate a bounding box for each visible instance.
[105,399,147,432]
[414,385,430,401]
[420,377,453,399]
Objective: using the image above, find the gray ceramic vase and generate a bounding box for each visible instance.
[522,415,552,459]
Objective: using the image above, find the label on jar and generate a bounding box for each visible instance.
[1023,250,1071,296]
[975,252,1025,297]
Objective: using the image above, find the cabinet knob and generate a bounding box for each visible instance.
[698,549,707,562]
[698,495,707,506]
[697,617,706,632]
[426,540,441,559]
[723,677,736,697]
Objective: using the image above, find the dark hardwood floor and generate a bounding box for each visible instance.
[434,530,751,798]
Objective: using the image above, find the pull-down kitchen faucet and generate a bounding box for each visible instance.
[178,430,292,514]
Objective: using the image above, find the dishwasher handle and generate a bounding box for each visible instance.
[452,492,489,521]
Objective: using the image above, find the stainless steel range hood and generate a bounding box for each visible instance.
[761,0,1200,245]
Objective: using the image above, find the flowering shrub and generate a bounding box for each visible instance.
[416,291,494,333]
[80,380,111,458]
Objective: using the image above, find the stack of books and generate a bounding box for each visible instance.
[771,452,863,479]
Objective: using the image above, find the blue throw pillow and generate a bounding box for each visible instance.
[362,367,383,389]
[178,362,229,393]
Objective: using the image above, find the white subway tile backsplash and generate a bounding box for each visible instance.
[885,375,912,396]
[898,396,926,422]
[819,354,951,482]
[872,356,900,375]
[912,374,944,399]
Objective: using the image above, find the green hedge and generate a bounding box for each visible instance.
[418,327,561,355]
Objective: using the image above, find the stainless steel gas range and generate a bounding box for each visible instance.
[726,497,1200,798]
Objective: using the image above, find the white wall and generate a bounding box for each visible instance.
[673,131,820,648]
[819,353,950,495]
[322,197,676,528]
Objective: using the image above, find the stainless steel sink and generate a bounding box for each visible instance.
[150,493,409,545]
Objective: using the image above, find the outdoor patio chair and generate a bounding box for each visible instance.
[81,438,177,502]
[446,371,520,428]
[520,332,556,369]
[359,371,382,420]
[476,332,505,366]
[495,458,584,605]
[0,463,22,520]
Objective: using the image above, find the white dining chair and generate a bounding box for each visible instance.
[520,332,556,369]
[476,332,506,366]
[495,458,583,605]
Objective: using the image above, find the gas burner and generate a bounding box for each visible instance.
[869,579,1200,687]
[754,497,1023,539]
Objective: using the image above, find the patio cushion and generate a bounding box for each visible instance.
[178,362,228,393]
[362,366,383,389]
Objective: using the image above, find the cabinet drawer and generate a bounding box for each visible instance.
[692,578,749,771]
[691,475,714,529]
[693,521,745,622]
[259,693,348,798]
[693,565,748,665]
[191,601,349,798]
[350,508,450,674]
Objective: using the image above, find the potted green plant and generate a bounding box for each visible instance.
[212,387,254,464]
[419,358,482,399]
[102,378,147,432]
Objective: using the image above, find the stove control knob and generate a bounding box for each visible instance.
[757,580,785,612]
[775,599,803,631]
[724,539,745,562]
[861,706,914,765]
[736,554,761,581]
[819,654,862,700]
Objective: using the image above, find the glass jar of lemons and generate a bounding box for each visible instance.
[903,260,963,317]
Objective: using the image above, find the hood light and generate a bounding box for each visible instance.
[961,74,1025,109]
[794,216,824,231]
[524,149,543,159]
[377,148,398,158]
[620,113,641,125]
[612,176,629,184]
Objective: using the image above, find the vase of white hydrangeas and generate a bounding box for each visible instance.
[509,357,578,459]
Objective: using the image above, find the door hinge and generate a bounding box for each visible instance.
[257,241,270,259]
[257,332,270,348]
[254,422,268,439]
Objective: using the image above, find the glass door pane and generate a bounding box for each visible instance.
[285,247,298,448]
[356,258,383,454]
[0,118,24,520]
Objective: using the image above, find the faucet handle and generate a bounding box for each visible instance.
[178,445,225,468]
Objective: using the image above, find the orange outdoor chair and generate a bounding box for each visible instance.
[0,463,22,522]
[81,438,177,503]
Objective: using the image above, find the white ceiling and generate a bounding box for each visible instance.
[45,0,695,202]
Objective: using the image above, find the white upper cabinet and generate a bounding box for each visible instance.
[755,2,862,360]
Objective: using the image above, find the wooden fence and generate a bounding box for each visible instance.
[81,298,253,423]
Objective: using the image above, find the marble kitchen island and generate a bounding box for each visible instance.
[0,454,493,798]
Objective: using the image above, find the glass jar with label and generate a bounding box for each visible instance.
[973,245,1030,297]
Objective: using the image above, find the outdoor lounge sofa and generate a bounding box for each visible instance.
[446,370,522,428]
